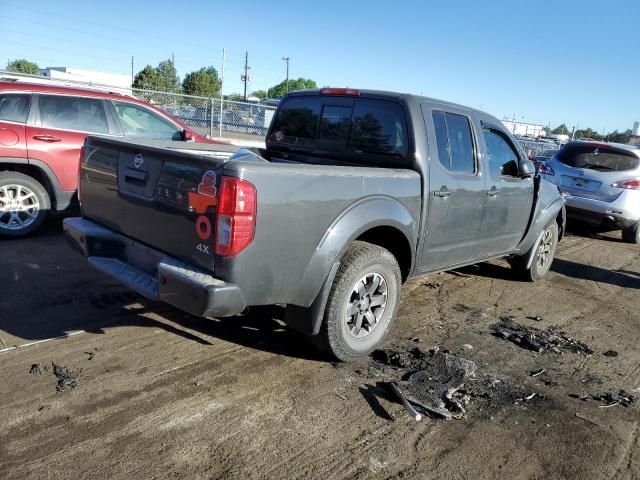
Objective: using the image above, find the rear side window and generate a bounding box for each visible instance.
[38,95,109,134]
[557,145,639,172]
[350,100,408,158]
[432,111,475,173]
[0,94,31,123]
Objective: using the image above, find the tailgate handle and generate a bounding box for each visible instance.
[124,167,147,182]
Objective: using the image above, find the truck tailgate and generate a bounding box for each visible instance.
[79,136,234,271]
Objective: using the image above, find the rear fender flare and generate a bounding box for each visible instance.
[284,196,416,335]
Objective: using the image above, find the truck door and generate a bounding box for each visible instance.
[474,124,534,257]
[418,104,486,272]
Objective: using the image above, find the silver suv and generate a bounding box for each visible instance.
[540,141,640,243]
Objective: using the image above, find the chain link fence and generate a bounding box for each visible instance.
[132,88,277,142]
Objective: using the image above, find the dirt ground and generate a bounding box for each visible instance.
[1,216,639,480]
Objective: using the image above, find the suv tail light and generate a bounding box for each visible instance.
[215,176,256,256]
[538,162,555,176]
[611,179,640,190]
[320,88,360,96]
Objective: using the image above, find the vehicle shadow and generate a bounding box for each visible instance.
[551,258,640,289]
[452,261,528,282]
[0,218,326,362]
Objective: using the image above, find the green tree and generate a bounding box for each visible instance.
[250,90,267,100]
[225,93,244,102]
[267,78,317,99]
[7,59,40,75]
[132,65,163,90]
[156,59,180,92]
[607,129,632,144]
[182,67,221,97]
[552,124,570,135]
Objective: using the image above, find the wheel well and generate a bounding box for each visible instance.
[0,163,56,207]
[556,207,565,241]
[356,226,413,282]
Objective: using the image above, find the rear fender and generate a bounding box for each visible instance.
[285,196,417,335]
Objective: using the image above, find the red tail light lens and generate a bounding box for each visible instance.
[538,162,555,176]
[611,179,640,190]
[320,88,360,96]
[215,176,256,256]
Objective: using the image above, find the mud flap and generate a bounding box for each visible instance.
[284,262,340,335]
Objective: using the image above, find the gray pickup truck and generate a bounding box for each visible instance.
[64,88,565,361]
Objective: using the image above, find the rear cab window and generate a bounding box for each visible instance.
[0,93,31,123]
[556,144,639,172]
[267,95,409,165]
[431,111,476,173]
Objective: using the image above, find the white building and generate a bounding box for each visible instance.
[501,119,545,138]
[39,67,131,92]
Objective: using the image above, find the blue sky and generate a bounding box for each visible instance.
[1,0,638,132]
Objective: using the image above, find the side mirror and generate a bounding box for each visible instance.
[518,159,535,178]
[182,129,195,142]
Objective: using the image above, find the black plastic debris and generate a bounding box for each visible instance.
[29,363,48,375]
[391,351,477,421]
[491,318,593,355]
[593,390,635,408]
[52,363,82,392]
[603,350,619,358]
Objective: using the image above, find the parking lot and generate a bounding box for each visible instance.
[1,216,639,480]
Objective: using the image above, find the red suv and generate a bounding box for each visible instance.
[0,80,220,236]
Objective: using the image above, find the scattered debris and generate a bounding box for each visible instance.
[526,316,544,322]
[603,350,619,358]
[422,282,440,289]
[390,383,422,421]
[84,351,96,361]
[575,412,601,427]
[491,318,593,355]
[391,351,477,421]
[593,391,635,408]
[52,363,82,392]
[461,344,473,350]
[372,347,432,370]
[29,363,48,375]
[524,393,537,401]
[530,369,546,377]
[335,392,348,401]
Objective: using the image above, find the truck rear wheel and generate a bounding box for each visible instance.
[0,172,50,237]
[316,241,401,362]
[510,222,558,282]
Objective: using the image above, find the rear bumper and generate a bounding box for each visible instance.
[63,217,246,317]
[564,194,640,229]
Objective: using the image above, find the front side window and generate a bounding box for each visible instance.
[483,128,521,176]
[38,95,109,134]
[0,94,31,123]
[113,101,182,140]
[432,111,475,173]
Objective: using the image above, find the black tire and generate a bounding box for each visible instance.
[315,241,401,362]
[510,222,559,282]
[621,221,640,244]
[0,172,50,237]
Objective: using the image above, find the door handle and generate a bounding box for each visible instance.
[434,187,451,198]
[33,135,61,143]
[487,186,499,197]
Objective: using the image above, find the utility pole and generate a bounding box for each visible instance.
[282,56,290,93]
[130,56,134,85]
[241,51,250,101]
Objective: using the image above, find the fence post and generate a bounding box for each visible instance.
[209,98,213,138]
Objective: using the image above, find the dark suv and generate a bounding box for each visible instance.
[0,80,220,236]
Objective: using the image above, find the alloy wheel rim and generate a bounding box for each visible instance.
[536,228,554,268]
[0,184,40,231]
[345,272,388,339]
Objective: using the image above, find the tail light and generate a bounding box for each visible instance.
[538,162,555,176]
[215,176,256,256]
[611,179,640,190]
